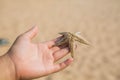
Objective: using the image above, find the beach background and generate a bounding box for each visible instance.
[0,0,120,80]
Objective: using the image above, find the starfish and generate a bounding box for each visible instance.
[55,32,89,58]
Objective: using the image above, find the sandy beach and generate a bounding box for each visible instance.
[0,0,120,80]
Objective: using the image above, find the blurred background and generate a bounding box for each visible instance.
[0,0,120,80]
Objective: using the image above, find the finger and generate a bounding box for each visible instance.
[46,36,62,48]
[23,26,38,40]
[50,46,61,53]
[53,47,70,61]
[53,58,73,72]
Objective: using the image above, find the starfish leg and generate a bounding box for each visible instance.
[55,36,68,46]
[71,33,89,45]
[68,36,74,58]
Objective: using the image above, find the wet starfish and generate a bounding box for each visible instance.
[55,32,89,58]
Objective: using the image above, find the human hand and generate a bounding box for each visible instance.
[7,26,73,80]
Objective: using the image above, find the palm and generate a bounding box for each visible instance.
[8,27,73,80]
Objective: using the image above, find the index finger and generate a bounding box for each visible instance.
[45,36,62,48]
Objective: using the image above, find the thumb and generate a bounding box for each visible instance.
[23,26,38,40]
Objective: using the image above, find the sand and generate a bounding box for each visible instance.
[0,0,120,80]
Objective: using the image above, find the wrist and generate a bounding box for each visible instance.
[0,53,17,80]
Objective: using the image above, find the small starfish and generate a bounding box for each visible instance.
[55,32,89,58]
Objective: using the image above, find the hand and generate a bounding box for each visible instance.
[7,26,73,80]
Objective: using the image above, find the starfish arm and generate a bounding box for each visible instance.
[75,38,89,45]
[55,36,66,45]
[68,36,74,58]
[55,36,68,46]
[71,33,89,45]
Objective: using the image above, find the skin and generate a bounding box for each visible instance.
[0,26,73,80]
